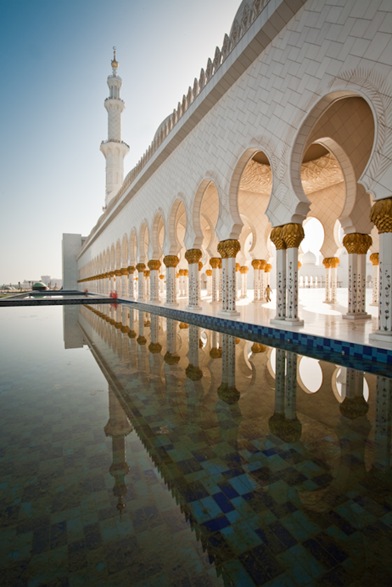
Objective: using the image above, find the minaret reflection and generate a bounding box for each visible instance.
[104,386,133,513]
[269,349,302,442]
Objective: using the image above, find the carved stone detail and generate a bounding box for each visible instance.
[282,223,305,248]
[148,259,161,271]
[370,197,392,233]
[343,233,372,254]
[163,255,179,268]
[217,239,241,259]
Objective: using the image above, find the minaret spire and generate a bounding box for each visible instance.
[100,49,129,207]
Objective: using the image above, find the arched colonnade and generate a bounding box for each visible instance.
[79,90,392,342]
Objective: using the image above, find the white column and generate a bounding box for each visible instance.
[375,232,392,336]
[323,258,331,303]
[283,224,304,326]
[210,258,221,302]
[272,249,286,322]
[136,263,146,302]
[370,253,379,306]
[240,266,248,298]
[163,255,179,306]
[217,240,240,316]
[185,249,202,310]
[148,260,161,303]
[128,267,135,301]
[343,233,371,320]
[330,257,339,304]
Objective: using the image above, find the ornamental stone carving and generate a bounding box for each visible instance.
[128,265,135,273]
[265,264,272,273]
[206,269,212,276]
[148,259,161,271]
[282,223,305,248]
[210,257,222,269]
[163,255,179,268]
[136,263,146,272]
[185,248,202,264]
[343,233,372,254]
[323,258,332,269]
[217,239,241,259]
[370,197,392,233]
[251,259,261,270]
[240,266,248,274]
[270,227,285,250]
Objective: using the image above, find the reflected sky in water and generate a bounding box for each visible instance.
[0,304,391,586]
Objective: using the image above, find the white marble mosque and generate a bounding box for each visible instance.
[62,0,392,346]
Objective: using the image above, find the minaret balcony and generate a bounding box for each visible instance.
[101,139,129,146]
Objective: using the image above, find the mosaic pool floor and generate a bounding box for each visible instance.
[0,304,391,586]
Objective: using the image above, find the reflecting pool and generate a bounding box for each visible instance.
[1,303,391,586]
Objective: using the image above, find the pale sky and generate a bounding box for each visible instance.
[0,0,241,285]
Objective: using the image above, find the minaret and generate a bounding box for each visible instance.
[100,48,129,207]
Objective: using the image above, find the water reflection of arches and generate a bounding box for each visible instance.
[73,303,392,585]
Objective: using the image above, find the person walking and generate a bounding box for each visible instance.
[265,284,272,302]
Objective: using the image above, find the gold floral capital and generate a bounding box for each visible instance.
[217,239,241,259]
[264,264,272,273]
[330,257,339,268]
[240,266,248,274]
[206,269,212,277]
[370,197,392,233]
[282,223,304,248]
[343,233,372,255]
[136,263,146,273]
[210,257,222,269]
[370,252,379,266]
[163,255,179,268]
[186,364,203,381]
[148,342,162,354]
[148,259,161,271]
[323,258,332,269]
[128,265,135,273]
[270,227,285,250]
[251,259,261,270]
[185,248,202,265]
[251,343,267,353]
